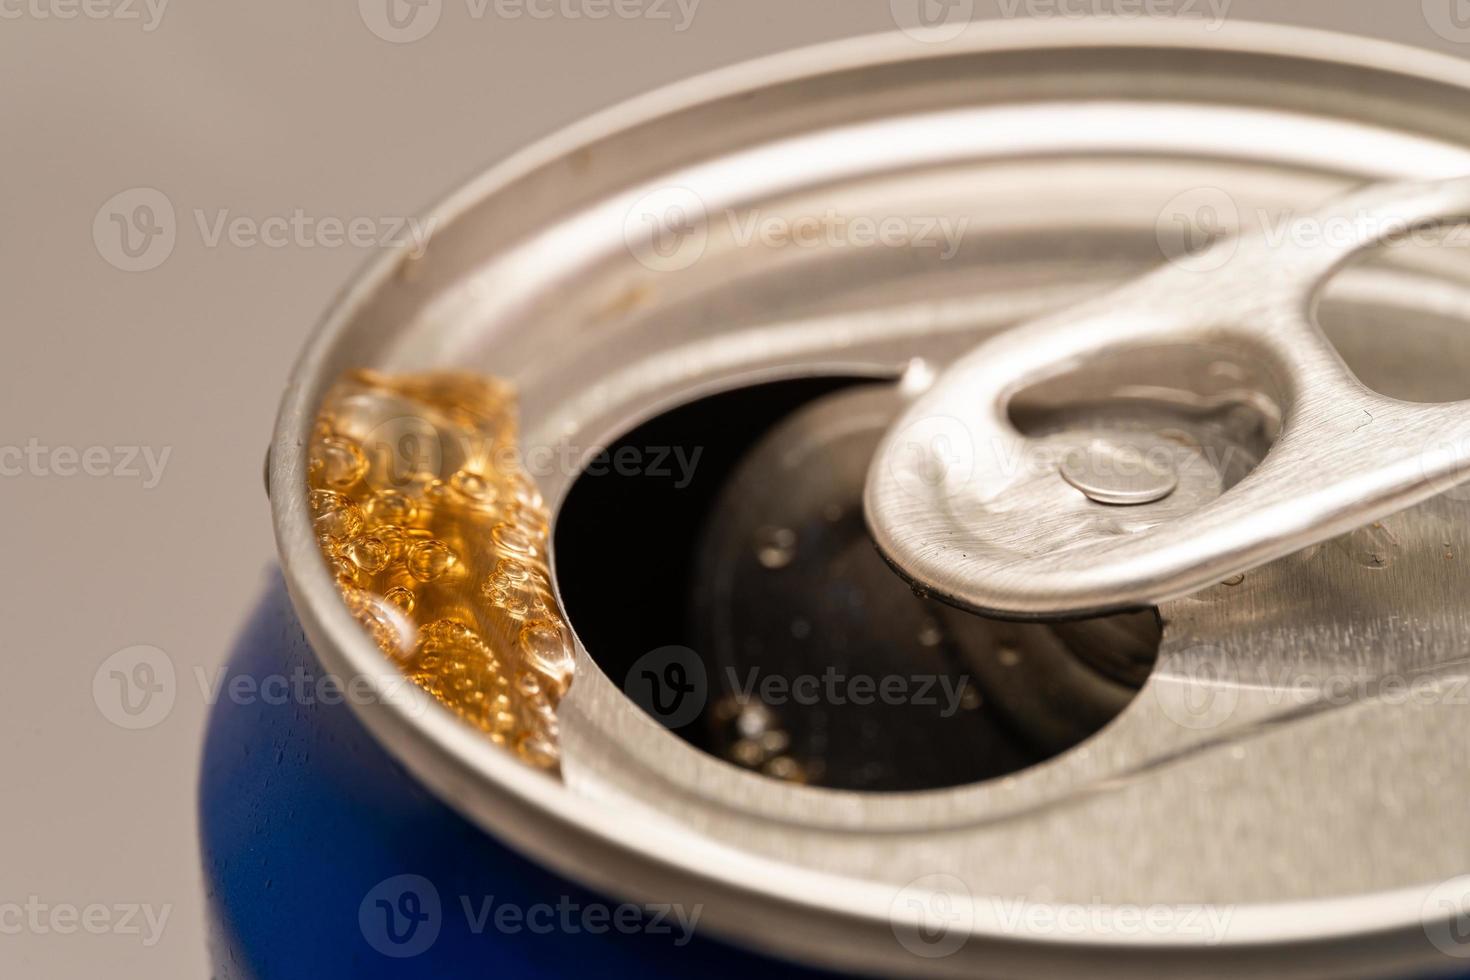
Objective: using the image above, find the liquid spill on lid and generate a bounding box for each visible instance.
[307,369,573,771]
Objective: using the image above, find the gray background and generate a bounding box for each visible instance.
[0,1,1462,976]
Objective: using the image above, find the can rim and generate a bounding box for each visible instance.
[270,18,1470,969]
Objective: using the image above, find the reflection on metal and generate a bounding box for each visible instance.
[868,178,1470,619]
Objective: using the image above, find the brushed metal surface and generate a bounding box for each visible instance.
[866,177,1470,619]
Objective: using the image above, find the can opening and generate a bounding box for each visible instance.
[1316,222,1470,404]
[554,376,1162,792]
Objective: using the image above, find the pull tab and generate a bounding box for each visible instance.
[865,177,1470,619]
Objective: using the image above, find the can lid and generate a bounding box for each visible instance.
[271,21,1470,976]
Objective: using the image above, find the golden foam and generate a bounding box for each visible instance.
[306,370,573,770]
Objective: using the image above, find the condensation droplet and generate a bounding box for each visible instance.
[346,533,391,573]
[757,729,790,756]
[329,555,361,589]
[342,589,408,657]
[515,671,542,698]
[762,756,807,783]
[311,437,368,490]
[406,539,458,582]
[519,620,573,691]
[1336,521,1401,570]
[734,702,775,738]
[364,490,418,527]
[493,558,531,583]
[450,469,497,505]
[731,739,764,767]
[310,489,364,542]
[754,526,797,569]
[383,586,415,615]
[491,522,538,558]
[370,525,408,564]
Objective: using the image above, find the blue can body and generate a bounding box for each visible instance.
[200,575,830,979]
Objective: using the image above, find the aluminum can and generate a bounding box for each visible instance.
[207,20,1470,979]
